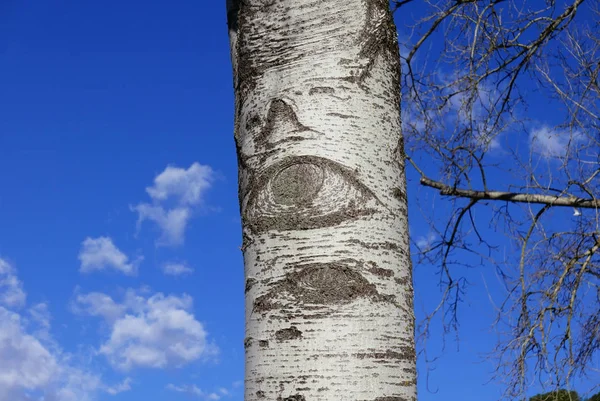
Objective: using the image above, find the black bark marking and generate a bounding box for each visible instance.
[253,99,324,154]
[398,345,416,361]
[244,156,382,233]
[256,99,309,147]
[256,390,266,398]
[278,395,305,401]
[359,0,397,61]
[346,0,400,91]
[233,0,282,96]
[275,326,303,342]
[367,266,394,278]
[394,136,406,163]
[241,230,255,251]
[405,290,414,311]
[345,239,399,251]
[253,294,281,314]
[258,340,269,348]
[326,112,355,119]
[392,187,406,202]
[394,276,410,286]
[246,277,257,293]
[308,86,334,95]
[354,349,405,360]
[372,398,409,401]
[246,114,263,132]
[226,0,241,32]
[267,135,307,150]
[234,135,249,171]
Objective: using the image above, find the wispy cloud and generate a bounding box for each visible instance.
[401,79,505,156]
[161,262,194,276]
[71,291,127,323]
[104,378,132,395]
[415,232,437,252]
[0,258,26,308]
[73,288,217,371]
[529,125,582,159]
[27,302,52,343]
[78,237,141,276]
[166,383,204,397]
[166,383,234,400]
[133,163,214,247]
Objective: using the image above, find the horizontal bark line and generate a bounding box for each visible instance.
[420,176,600,208]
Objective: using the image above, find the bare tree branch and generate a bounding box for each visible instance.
[420,176,600,208]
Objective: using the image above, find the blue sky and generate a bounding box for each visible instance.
[0,1,596,401]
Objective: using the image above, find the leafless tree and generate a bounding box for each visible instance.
[395,0,600,397]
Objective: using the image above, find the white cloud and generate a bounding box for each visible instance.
[0,258,26,308]
[0,276,129,401]
[49,368,102,401]
[0,307,59,392]
[529,125,582,159]
[133,163,214,247]
[99,294,212,370]
[78,237,140,276]
[146,163,213,205]
[162,262,194,276]
[415,232,437,252]
[71,292,126,323]
[73,289,217,371]
[133,205,190,246]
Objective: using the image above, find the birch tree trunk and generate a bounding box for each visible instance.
[226,1,416,399]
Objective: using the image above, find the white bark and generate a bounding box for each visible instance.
[227,1,415,400]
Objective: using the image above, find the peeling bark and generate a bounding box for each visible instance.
[227,0,415,399]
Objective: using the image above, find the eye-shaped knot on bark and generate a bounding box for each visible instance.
[243,156,382,232]
[252,261,385,314]
[285,263,378,305]
[271,163,324,206]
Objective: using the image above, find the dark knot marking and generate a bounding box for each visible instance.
[286,264,378,304]
[253,262,381,313]
[275,326,303,342]
[254,99,310,150]
[271,162,324,206]
[278,395,306,401]
[243,156,382,233]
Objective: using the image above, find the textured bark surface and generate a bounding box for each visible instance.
[226,0,416,399]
